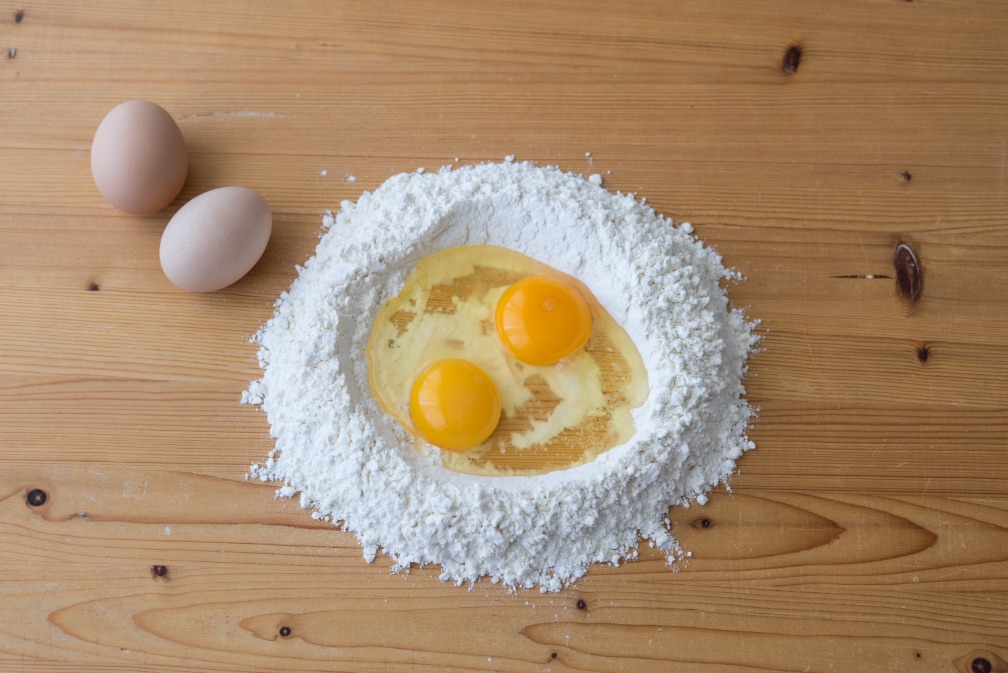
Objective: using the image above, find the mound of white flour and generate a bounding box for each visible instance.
[244,160,758,592]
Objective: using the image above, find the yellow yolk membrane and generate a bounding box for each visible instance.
[366,244,648,476]
[409,359,501,451]
[495,276,593,366]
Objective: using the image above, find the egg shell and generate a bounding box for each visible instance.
[90,100,188,215]
[159,187,272,292]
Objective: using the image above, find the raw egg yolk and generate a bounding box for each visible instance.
[409,359,502,451]
[495,276,593,365]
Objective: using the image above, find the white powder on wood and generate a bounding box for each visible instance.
[244,161,758,592]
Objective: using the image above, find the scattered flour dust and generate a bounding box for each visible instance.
[243,160,759,592]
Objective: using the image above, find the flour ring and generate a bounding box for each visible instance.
[248,161,757,591]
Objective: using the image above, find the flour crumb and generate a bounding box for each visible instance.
[245,160,758,592]
[416,167,426,174]
[588,173,603,186]
[681,221,694,234]
[322,210,335,229]
[240,384,263,405]
[362,544,378,563]
[319,169,328,177]
[346,174,357,183]
[504,154,515,163]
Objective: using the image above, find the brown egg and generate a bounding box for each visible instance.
[159,187,272,292]
[90,100,188,215]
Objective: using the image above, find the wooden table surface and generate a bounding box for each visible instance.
[2,2,1007,672]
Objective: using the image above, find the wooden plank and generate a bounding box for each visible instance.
[1,478,1006,672]
[1,0,1006,671]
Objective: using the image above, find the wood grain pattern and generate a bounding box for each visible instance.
[1,1,1007,671]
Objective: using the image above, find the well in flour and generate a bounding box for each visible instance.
[365,244,649,476]
[244,160,758,592]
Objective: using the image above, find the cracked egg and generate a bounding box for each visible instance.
[366,244,647,476]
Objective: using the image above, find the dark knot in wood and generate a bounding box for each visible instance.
[894,242,922,303]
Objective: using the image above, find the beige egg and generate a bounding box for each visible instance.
[159,187,272,292]
[90,100,188,215]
